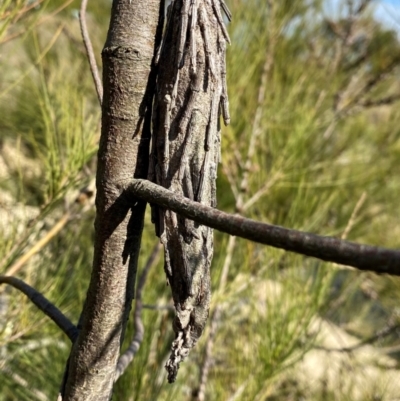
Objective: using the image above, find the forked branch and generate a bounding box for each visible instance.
[124,179,400,276]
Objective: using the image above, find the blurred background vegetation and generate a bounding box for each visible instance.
[1,0,400,399]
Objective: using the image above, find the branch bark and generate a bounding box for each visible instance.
[125,179,400,276]
[79,0,103,106]
[61,1,162,400]
[0,276,77,342]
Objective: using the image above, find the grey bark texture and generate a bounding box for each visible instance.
[149,0,230,382]
[61,1,161,400]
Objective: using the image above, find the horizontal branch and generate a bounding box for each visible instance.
[124,179,400,276]
[0,276,78,342]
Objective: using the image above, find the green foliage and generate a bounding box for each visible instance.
[1,0,400,400]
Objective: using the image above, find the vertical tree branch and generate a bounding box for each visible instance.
[62,1,162,399]
[79,0,103,106]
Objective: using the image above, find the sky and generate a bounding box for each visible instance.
[374,0,400,32]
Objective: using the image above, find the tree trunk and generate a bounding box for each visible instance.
[62,1,161,399]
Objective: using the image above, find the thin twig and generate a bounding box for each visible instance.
[219,234,236,290]
[4,213,70,277]
[328,1,371,72]
[0,0,44,21]
[1,367,49,401]
[226,32,276,286]
[242,172,281,212]
[221,160,239,201]
[194,303,223,401]
[114,242,162,381]
[0,24,64,99]
[195,234,236,399]
[1,0,74,44]
[337,55,400,121]
[237,37,275,208]
[341,192,367,240]
[0,276,78,342]
[79,0,103,106]
[361,94,400,108]
[125,178,400,276]
[315,322,400,353]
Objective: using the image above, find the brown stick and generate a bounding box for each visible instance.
[79,0,103,105]
[0,276,78,342]
[1,0,74,44]
[125,179,400,276]
[0,0,44,21]
[5,213,70,277]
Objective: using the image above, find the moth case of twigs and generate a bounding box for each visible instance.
[149,0,231,383]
